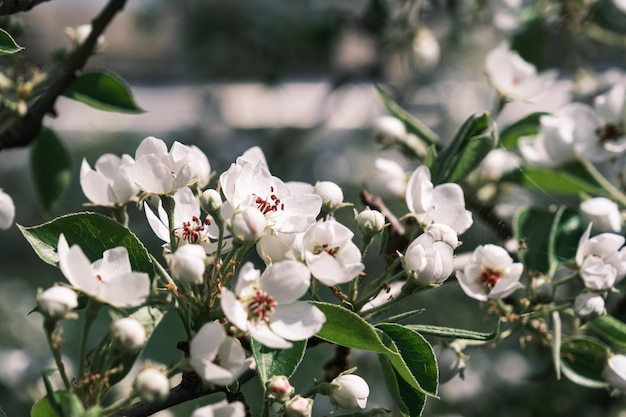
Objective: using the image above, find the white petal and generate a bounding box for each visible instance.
[221,288,249,331]
[260,260,310,303]
[270,302,325,341]
[144,201,171,243]
[306,251,347,286]
[135,136,168,158]
[97,272,150,308]
[455,270,488,302]
[406,166,433,214]
[190,322,225,364]
[58,235,98,294]
[0,191,15,230]
[93,247,133,281]
[248,321,292,349]
[80,159,113,206]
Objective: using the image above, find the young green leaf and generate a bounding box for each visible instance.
[431,112,497,184]
[30,128,72,213]
[588,315,626,349]
[63,70,144,113]
[501,161,604,195]
[404,321,500,341]
[0,28,24,55]
[31,396,60,417]
[252,339,306,387]
[309,301,390,354]
[499,112,549,149]
[379,355,426,417]
[560,337,610,389]
[18,212,153,276]
[377,323,438,398]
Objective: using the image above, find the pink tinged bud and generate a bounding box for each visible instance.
[111,318,146,352]
[285,395,313,417]
[356,208,385,235]
[330,374,370,409]
[605,354,626,394]
[574,292,605,320]
[266,375,295,403]
[229,206,267,242]
[134,368,169,402]
[314,181,344,210]
[38,286,78,320]
[169,244,207,285]
[372,116,406,146]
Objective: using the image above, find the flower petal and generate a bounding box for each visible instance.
[270,302,325,342]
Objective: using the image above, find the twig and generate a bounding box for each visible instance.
[0,0,127,150]
[108,365,257,417]
[360,190,409,260]
[0,0,52,15]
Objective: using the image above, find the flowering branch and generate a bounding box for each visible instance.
[0,0,127,150]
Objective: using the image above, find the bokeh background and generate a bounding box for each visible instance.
[2,0,626,416]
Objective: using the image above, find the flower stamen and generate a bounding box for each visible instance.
[248,290,277,322]
[480,267,501,291]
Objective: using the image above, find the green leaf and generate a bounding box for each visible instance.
[513,206,583,275]
[588,315,626,348]
[251,339,306,387]
[379,355,426,417]
[375,85,438,147]
[309,302,390,354]
[501,161,604,195]
[63,70,144,114]
[18,212,153,276]
[31,396,60,417]
[404,321,499,341]
[431,112,497,184]
[30,128,72,213]
[0,28,24,55]
[91,305,166,386]
[560,337,610,389]
[376,323,438,397]
[499,112,549,149]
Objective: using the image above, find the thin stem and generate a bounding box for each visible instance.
[579,157,626,207]
[44,322,72,391]
[110,204,129,227]
[77,299,101,385]
[552,271,580,287]
[161,194,178,253]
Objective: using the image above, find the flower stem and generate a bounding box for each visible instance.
[77,299,101,388]
[161,194,178,253]
[44,321,72,391]
[110,204,129,227]
[579,157,626,207]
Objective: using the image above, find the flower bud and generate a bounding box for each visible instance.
[329,374,369,409]
[424,223,458,248]
[574,292,605,320]
[0,190,15,230]
[134,368,169,402]
[228,207,267,243]
[38,286,78,320]
[404,232,455,286]
[605,354,626,394]
[266,375,294,403]
[580,197,621,234]
[433,345,463,383]
[531,276,554,304]
[412,26,440,72]
[356,208,385,235]
[285,395,313,417]
[200,189,223,216]
[372,116,406,146]
[168,244,207,285]
[314,181,344,212]
[111,318,146,352]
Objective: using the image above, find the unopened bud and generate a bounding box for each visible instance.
[38,286,78,320]
[285,395,313,417]
[200,189,223,216]
[229,207,267,243]
[531,276,554,304]
[134,368,169,402]
[266,375,294,403]
[372,116,406,146]
[356,208,385,235]
[111,318,146,352]
[314,181,344,212]
[168,244,207,285]
[574,292,605,320]
[329,374,370,409]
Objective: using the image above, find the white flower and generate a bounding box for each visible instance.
[145,187,217,251]
[573,293,605,320]
[256,231,302,264]
[228,206,267,243]
[57,234,150,308]
[131,136,209,195]
[168,244,207,284]
[404,230,455,286]
[110,318,146,352]
[301,219,364,286]
[80,154,139,206]
[518,110,577,167]
[372,116,406,146]
[456,244,523,301]
[356,208,386,235]
[189,322,246,385]
[476,149,520,181]
[576,223,626,290]
[615,0,626,14]
[412,26,440,72]
[189,145,212,188]
[220,147,321,234]
[38,286,78,320]
[285,395,313,417]
[314,181,344,211]
[134,368,169,402]
[405,165,473,234]
[0,190,15,230]
[329,374,370,409]
[221,261,325,349]
[192,400,246,417]
[485,42,557,101]
[580,197,621,234]
[365,158,406,199]
[605,354,626,394]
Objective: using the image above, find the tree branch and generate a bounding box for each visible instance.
[0,0,52,15]
[109,365,257,417]
[0,0,127,151]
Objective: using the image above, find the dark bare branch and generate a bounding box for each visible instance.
[0,0,127,151]
[0,0,52,15]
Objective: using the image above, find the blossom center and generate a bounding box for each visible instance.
[597,123,624,144]
[254,186,285,215]
[480,267,501,291]
[175,216,210,243]
[247,290,277,322]
[313,243,340,258]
